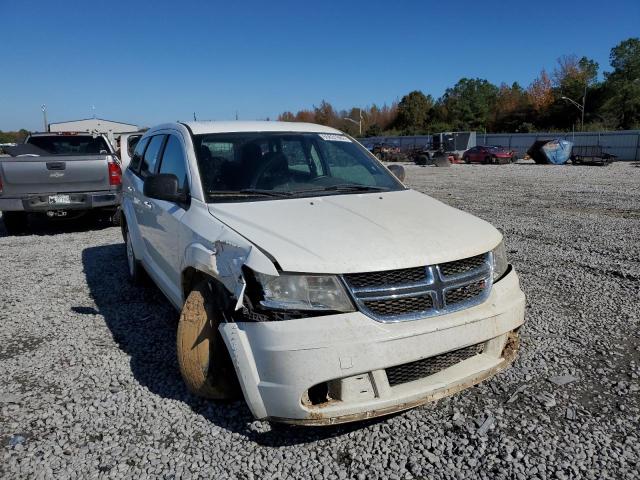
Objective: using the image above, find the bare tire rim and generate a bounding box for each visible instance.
[126,231,135,277]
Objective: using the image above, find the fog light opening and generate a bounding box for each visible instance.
[303,382,330,407]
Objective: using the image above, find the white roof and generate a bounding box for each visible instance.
[182,121,342,135]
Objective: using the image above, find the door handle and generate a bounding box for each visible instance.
[142,201,153,209]
[126,186,134,192]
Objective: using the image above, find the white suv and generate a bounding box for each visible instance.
[121,121,525,425]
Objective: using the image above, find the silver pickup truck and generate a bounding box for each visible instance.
[0,132,122,234]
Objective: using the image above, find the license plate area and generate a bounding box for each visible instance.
[49,194,71,205]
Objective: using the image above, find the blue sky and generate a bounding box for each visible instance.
[1,0,638,131]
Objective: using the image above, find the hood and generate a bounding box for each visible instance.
[207,189,501,274]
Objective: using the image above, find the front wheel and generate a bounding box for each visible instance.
[177,280,239,399]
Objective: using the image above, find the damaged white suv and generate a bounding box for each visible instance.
[121,121,525,425]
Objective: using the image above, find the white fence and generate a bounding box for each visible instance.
[362,130,640,160]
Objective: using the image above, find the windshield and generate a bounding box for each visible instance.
[193,132,404,201]
[27,135,111,155]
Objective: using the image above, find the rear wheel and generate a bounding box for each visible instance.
[110,209,121,227]
[1,212,29,235]
[177,280,239,399]
[463,155,470,164]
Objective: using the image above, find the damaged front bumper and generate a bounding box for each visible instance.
[220,267,525,425]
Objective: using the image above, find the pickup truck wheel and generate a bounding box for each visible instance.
[177,280,239,400]
[110,209,121,227]
[2,212,29,235]
[125,227,144,284]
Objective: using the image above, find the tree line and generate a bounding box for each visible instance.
[277,38,640,137]
[0,129,29,144]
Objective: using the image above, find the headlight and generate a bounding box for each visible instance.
[492,240,509,281]
[255,273,355,312]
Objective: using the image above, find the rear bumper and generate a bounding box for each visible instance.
[220,267,526,424]
[0,190,121,212]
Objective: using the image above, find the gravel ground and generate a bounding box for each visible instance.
[1,161,639,479]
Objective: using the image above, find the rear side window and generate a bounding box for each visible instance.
[27,135,110,155]
[129,136,149,173]
[140,135,166,178]
[158,135,188,193]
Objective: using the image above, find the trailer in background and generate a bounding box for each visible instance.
[571,145,616,165]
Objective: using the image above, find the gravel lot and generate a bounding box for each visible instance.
[1,161,639,479]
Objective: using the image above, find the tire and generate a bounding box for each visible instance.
[177,280,239,400]
[110,209,121,227]
[1,212,29,235]
[483,157,491,165]
[463,156,470,164]
[124,225,145,284]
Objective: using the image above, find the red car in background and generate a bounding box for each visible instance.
[462,145,516,164]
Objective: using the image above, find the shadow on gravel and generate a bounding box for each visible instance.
[0,212,114,237]
[81,244,386,446]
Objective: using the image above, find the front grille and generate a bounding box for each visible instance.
[342,253,492,322]
[386,343,484,386]
[364,295,433,317]
[439,254,486,277]
[445,280,486,306]
[344,267,426,288]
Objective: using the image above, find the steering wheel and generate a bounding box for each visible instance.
[250,154,287,189]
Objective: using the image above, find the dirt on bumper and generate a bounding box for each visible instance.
[272,330,521,426]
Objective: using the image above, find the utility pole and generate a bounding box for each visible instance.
[92,105,96,119]
[581,83,586,133]
[561,95,586,132]
[41,104,48,132]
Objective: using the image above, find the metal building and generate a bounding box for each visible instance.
[48,118,139,135]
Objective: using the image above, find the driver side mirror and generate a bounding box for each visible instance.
[143,173,187,204]
[388,164,406,182]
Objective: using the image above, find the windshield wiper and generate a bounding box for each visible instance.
[322,184,388,192]
[292,184,389,196]
[207,189,292,198]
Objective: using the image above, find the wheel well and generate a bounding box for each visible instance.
[181,268,233,309]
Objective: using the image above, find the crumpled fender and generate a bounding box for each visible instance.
[182,230,278,310]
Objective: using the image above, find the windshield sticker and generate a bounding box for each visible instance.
[318,134,351,142]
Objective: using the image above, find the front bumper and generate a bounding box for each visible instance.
[220,267,525,425]
[0,191,121,212]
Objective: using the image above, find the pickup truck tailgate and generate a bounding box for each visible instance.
[0,155,111,195]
